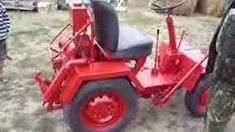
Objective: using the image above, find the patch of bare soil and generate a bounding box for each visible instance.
[128,0,150,8]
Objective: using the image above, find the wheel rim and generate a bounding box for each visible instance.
[80,91,126,129]
[197,88,209,113]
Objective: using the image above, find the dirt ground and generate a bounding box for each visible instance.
[0,6,235,132]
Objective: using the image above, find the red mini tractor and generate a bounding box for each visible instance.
[34,0,210,131]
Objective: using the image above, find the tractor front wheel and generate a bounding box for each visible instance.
[185,74,211,117]
[63,78,138,132]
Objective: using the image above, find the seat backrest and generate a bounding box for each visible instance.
[91,0,119,52]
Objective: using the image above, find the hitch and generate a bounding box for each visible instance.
[34,71,63,111]
[34,71,50,94]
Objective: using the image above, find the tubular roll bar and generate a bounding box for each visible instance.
[49,22,91,60]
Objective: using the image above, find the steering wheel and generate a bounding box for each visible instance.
[150,0,185,12]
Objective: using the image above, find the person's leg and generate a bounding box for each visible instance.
[204,66,235,132]
[0,60,3,81]
[0,40,8,83]
[204,8,235,132]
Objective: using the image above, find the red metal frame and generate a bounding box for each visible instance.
[34,3,208,113]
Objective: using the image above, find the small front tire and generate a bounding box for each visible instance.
[185,74,211,117]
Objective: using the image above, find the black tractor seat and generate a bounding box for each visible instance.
[113,24,153,59]
[91,0,153,59]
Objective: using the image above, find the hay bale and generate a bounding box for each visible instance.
[197,0,230,17]
[166,0,199,16]
[150,0,199,16]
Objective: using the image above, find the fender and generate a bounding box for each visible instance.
[178,43,208,91]
[60,60,132,104]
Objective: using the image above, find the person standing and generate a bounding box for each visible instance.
[204,0,235,132]
[0,1,10,83]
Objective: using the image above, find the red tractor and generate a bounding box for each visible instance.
[34,0,210,131]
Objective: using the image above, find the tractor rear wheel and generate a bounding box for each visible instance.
[185,74,211,117]
[63,78,138,132]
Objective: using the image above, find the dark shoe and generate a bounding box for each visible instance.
[0,77,10,84]
[6,55,12,60]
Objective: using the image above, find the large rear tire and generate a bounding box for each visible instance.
[63,78,138,132]
[185,74,211,117]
